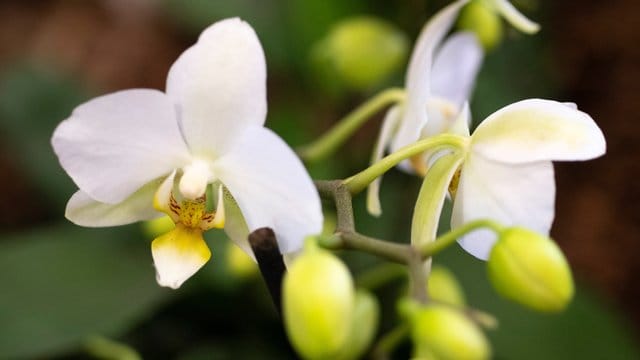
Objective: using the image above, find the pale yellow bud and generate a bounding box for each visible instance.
[428,265,466,306]
[141,215,175,238]
[488,227,574,312]
[225,242,257,279]
[411,305,491,360]
[283,245,355,359]
[335,290,380,360]
[311,16,408,91]
[457,0,503,51]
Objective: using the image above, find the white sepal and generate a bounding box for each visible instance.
[391,0,469,153]
[431,32,483,110]
[472,99,606,164]
[66,182,162,227]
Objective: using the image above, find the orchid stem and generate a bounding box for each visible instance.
[315,180,431,304]
[355,263,406,290]
[297,88,405,163]
[421,219,504,258]
[342,134,467,195]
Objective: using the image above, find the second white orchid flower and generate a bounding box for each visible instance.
[451,100,605,259]
[367,0,483,215]
[51,18,323,289]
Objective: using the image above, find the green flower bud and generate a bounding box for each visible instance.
[311,16,409,91]
[411,305,491,360]
[428,265,466,306]
[141,215,175,238]
[457,0,503,51]
[225,241,257,279]
[336,290,380,360]
[283,245,355,359]
[488,227,574,312]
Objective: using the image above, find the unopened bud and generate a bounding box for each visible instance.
[336,290,380,360]
[428,265,466,306]
[457,0,503,51]
[411,304,491,360]
[141,216,175,238]
[488,227,574,312]
[283,244,355,359]
[225,241,257,279]
[311,16,408,91]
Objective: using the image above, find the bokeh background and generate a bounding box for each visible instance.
[0,0,638,359]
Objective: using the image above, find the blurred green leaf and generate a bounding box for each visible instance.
[161,0,290,69]
[0,66,87,209]
[0,225,171,358]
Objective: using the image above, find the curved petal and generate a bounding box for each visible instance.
[213,127,323,254]
[391,0,468,153]
[490,0,540,34]
[471,99,606,164]
[152,225,211,289]
[367,105,402,216]
[52,89,190,204]
[166,18,267,156]
[431,32,483,109]
[66,179,164,227]
[451,154,555,260]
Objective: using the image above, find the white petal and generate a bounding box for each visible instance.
[451,154,555,260]
[66,180,163,227]
[490,0,540,34]
[431,32,483,109]
[51,89,191,204]
[391,0,468,153]
[367,105,402,216]
[471,99,606,164]
[213,126,323,254]
[166,18,267,156]
[152,225,211,289]
[449,102,471,137]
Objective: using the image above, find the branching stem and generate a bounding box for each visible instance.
[297,88,405,163]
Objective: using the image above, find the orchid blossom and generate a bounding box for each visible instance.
[450,100,606,259]
[51,18,323,289]
[367,0,483,215]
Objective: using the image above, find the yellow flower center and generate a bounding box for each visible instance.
[167,193,224,231]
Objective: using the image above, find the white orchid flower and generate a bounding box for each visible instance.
[367,0,483,215]
[451,100,606,260]
[51,18,323,289]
